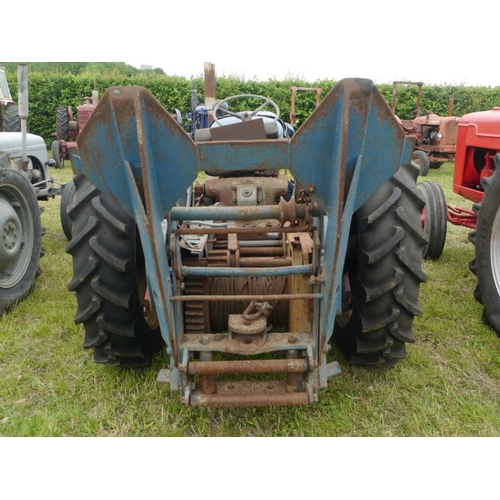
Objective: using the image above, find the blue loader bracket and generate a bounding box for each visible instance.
[72,78,414,404]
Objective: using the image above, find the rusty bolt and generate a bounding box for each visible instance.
[307,184,315,194]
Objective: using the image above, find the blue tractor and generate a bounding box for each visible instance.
[66,76,427,406]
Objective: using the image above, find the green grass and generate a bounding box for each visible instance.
[1,161,500,437]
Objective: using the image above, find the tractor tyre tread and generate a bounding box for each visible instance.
[333,163,428,366]
[412,150,430,177]
[56,107,70,141]
[2,105,21,132]
[60,178,76,240]
[66,174,163,367]
[417,180,447,260]
[468,166,500,336]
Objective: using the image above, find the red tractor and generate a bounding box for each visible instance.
[51,91,98,168]
[412,111,459,170]
[391,81,459,177]
[421,106,500,335]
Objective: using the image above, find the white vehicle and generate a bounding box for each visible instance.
[0,65,65,315]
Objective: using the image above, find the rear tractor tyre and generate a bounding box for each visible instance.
[0,168,43,315]
[56,107,70,141]
[430,161,442,169]
[417,180,447,260]
[333,163,428,366]
[411,150,430,177]
[468,164,500,336]
[2,105,21,132]
[66,174,163,367]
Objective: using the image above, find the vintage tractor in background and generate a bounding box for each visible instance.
[0,66,21,132]
[51,90,98,169]
[0,64,66,315]
[391,81,459,176]
[51,90,99,240]
[413,111,459,169]
[420,106,500,336]
[66,66,427,407]
[449,106,500,335]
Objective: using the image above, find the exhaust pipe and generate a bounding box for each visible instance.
[17,64,28,168]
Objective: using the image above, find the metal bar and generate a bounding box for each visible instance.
[239,247,283,256]
[188,358,308,375]
[204,62,216,123]
[239,257,292,267]
[182,264,312,278]
[447,204,477,229]
[190,390,309,407]
[199,351,215,395]
[174,226,310,235]
[239,240,282,247]
[171,293,322,302]
[170,204,308,221]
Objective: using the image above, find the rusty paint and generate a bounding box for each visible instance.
[171,293,321,302]
[290,87,322,127]
[74,77,412,407]
[182,331,313,357]
[391,81,423,116]
[239,246,283,256]
[204,62,216,123]
[173,225,311,236]
[288,233,313,334]
[188,358,308,375]
[228,314,268,334]
[190,386,309,407]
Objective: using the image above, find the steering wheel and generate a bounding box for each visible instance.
[212,94,280,126]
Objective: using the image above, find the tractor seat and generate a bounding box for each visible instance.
[194,117,279,142]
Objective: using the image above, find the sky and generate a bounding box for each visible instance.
[6,1,499,88]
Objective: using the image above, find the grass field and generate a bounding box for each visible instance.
[1,161,500,438]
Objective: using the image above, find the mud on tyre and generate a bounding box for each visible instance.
[66,174,163,367]
[333,163,428,366]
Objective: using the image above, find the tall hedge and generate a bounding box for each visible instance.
[5,71,500,147]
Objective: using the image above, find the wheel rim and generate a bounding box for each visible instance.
[0,188,34,288]
[491,205,500,296]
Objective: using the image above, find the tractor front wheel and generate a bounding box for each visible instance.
[0,168,43,315]
[60,178,75,240]
[66,174,163,366]
[417,180,447,260]
[412,150,430,176]
[333,163,428,366]
[468,164,500,335]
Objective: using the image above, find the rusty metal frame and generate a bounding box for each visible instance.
[289,87,323,127]
[391,81,423,117]
[73,79,413,406]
